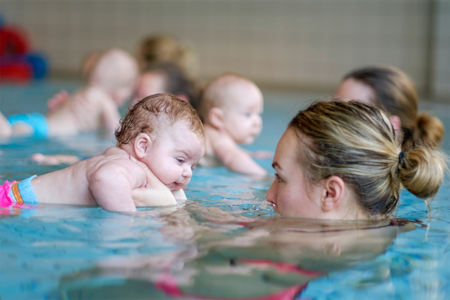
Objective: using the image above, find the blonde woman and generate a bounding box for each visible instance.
[267,100,446,219]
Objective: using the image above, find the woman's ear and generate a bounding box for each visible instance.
[209,107,224,129]
[134,133,152,159]
[321,176,345,212]
[389,115,401,132]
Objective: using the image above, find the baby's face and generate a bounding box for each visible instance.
[221,85,263,144]
[144,121,205,191]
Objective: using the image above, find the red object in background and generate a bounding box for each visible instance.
[0,26,31,82]
[0,25,48,82]
[0,63,32,83]
[0,26,29,55]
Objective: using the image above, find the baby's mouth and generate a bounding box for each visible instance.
[168,182,184,191]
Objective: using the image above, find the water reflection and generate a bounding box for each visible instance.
[56,202,415,299]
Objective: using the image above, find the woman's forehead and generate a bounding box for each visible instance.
[274,128,301,167]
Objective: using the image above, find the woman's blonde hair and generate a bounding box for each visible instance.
[290,100,447,217]
[343,66,444,149]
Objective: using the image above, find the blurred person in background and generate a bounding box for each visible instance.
[0,49,138,138]
[335,65,444,150]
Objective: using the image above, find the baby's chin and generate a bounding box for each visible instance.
[166,182,185,191]
[239,135,258,145]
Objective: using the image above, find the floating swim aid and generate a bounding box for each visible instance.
[0,22,48,82]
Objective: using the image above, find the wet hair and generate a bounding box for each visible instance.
[115,93,204,147]
[199,72,260,123]
[343,66,444,149]
[144,62,201,110]
[137,34,198,79]
[289,100,447,217]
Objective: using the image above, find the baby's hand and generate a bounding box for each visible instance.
[47,90,69,114]
[132,161,177,207]
[250,150,273,159]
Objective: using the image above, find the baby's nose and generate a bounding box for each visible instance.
[183,166,193,178]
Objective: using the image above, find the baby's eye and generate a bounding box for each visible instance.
[176,158,185,164]
[275,173,282,183]
[191,164,197,171]
[243,112,252,117]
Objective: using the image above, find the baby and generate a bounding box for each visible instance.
[198,73,268,176]
[0,94,205,212]
[133,62,196,107]
[0,49,138,138]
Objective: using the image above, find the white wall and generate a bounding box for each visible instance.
[0,0,447,101]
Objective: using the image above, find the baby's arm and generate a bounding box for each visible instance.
[132,161,177,207]
[213,137,267,176]
[47,90,69,114]
[172,189,187,200]
[32,153,81,166]
[246,150,273,159]
[88,160,141,211]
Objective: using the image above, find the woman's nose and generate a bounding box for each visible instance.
[266,179,277,204]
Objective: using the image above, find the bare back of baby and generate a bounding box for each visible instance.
[46,86,120,136]
[31,147,145,207]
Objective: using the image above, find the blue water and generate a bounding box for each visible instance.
[1,81,450,300]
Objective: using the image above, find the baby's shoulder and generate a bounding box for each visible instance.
[103,146,127,157]
[205,126,235,145]
[86,147,144,179]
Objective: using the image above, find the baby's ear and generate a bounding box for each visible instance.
[134,133,152,159]
[209,107,224,129]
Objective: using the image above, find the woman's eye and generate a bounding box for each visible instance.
[275,173,282,183]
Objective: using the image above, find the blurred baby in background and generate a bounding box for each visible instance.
[0,48,138,138]
[198,72,270,176]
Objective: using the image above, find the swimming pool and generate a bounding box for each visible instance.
[1,81,449,299]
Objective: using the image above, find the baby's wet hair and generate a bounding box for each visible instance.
[115,93,204,147]
[289,100,447,217]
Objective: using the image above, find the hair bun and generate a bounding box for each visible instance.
[416,112,444,147]
[399,147,446,200]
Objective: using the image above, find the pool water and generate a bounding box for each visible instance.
[1,81,450,300]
